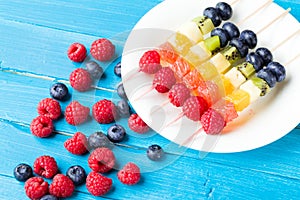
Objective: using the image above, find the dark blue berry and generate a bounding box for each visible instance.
[66,165,86,186]
[86,61,103,79]
[13,163,33,182]
[117,83,128,100]
[107,124,126,143]
[117,99,131,118]
[50,83,69,101]
[256,47,273,66]
[240,30,257,49]
[257,68,277,88]
[216,2,232,20]
[222,22,240,39]
[147,144,164,161]
[114,62,121,77]
[211,28,230,48]
[88,131,111,149]
[229,38,248,58]
[266,62,286,82]
[246,52,264,72]
[203,7,222,27]
[40,195,58,200]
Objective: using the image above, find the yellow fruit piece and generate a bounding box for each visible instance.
[196,62,218,81]
[209,53,231,73]
[167,32,195,56]
[184,41,212,66]
[225,89,250,112]
[221,75,235,95]
[178,21,204,43]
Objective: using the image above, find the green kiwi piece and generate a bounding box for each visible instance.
[192,16,215,35]
[237,62,255,79]
[251,77,270,96]
[204,36,221,52]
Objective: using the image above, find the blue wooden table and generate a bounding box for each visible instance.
[0,0,299,199]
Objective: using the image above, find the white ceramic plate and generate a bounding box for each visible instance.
[121,0,300,153]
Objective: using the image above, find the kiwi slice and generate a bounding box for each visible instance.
[251,77,270,96]
[192,16,215,35]
[221,46,241,65]
[237,62,255,79]
[204,36,221,53]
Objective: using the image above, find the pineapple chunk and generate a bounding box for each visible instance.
[209,53,231,73]
[240,80,261,103]
[178,21,204,43]
[224,67,246,88]
[167,32,195,56]
[221,75,235,95]
[225,89,250,112]
[184,41,212,66]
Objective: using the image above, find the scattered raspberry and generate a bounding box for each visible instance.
[90,38,115,61]
[69,68,92,92]
[153,67,176,93]
[67,42,87,62]
[65,101,90,125]
[37,98,61,120]
[88,147,115,173]
[25,177,49,200]
[201,108,226,135]
[139,50,162,74]
[30,116,54,138]
[64,132,88,155]
[117,162,141,185]
[33,155,58,179]
[49,174,75,198]
[182,96,209,121]
[168,83,190,107]
[92,99,117,124]
[128,113,149,134]
[86,171,112,196]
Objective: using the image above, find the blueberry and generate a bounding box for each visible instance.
[257,68,277,88]
[203,7,222,27]
[256,47,273,66]
[216,2,232,20]
[211,28,230,48]
[222,22,240,39]
[86,61,103,79]
[40,194,59,200]
[13,163,33,182]
[107,124,126,143]
[117,83,128,100]
[147,144,164,161]
[117,99,131,118]
[66,165,86,186]
[229,38,248,58]
[266,62,286,82]
[240,30,257,49]
[88,131,111,149]
[246,52,264,72]
[50,83,69,101]
[114,62,121,77]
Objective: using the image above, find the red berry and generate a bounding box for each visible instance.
[33,155,58,179]
[49,174,75,198]
[182,96,209,121]
[67,42,87,62]
[37,98,61,120]
[69,68,92,92]
[90,38,115,61]
[64,132,88,155]
[25,177,49,200]
[139,50,162,74]
[128,113,149,134]
[153,67,176,93]
[117,162,141,185]
[168,83,190,107]
[30,116,54,138]
[88,147,115,173]
[65,101,90,125]
[92,99,117,124]
[201,108,226,135]
[86,171,112,196]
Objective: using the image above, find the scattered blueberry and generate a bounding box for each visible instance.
[246,52,264,72]
[240,30,257,49]
[40,194,59,200]
[117,99,131,118]
[211,28,230,48]
[88,131,111,149]
[114,62,121,77]
[257,68,277,88]
[86,61,103,79]
[107,124,126,143]
[222,22,240,39]
[13,163,33,182]
[216,2,232,20]
[256,47,273,66]
[50,83,69,101]
[229,38,248,58]
[267,62,286,82]
[147,144,164,161]
[66,165,87,186]
[203,7,222,27]
[117,83,128,100]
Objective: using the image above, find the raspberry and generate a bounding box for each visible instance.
[37,98,61,120]
[86,171,112,196]
[33,155,58,179]
[92,99,117,124]
[128,113,149,134]
[69,68,92,92]
[25,177,49,200]
[139,50,162,74]
[153,67,176,93]
[90,38,115,61]
[49,174,75,198]
[168,83,190,107]
[88,147,115,173]
[65,101,90,125]
[67,42,87,62]
[182,96,209,121]
[117,162,141,185]
[201,108,226,135]
[64,132,88,155]
[30,116,54,138]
